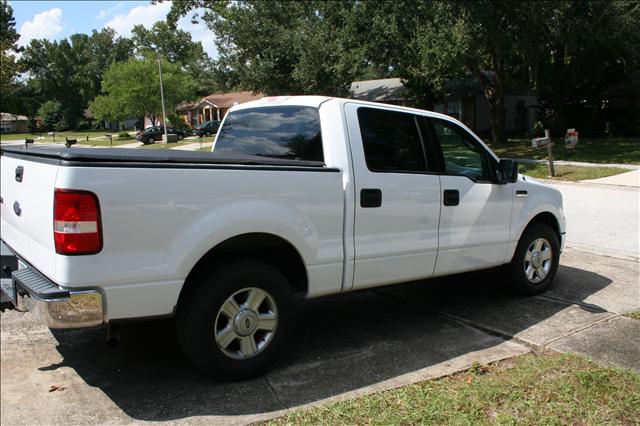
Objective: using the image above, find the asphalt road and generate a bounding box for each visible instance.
[548,180,639,259]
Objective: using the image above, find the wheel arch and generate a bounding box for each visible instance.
[508,210,563,263]
[178,233,309,306]
[525,211,562,240]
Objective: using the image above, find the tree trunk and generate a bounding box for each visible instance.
[472,68,507,144]
[487,92,507,145]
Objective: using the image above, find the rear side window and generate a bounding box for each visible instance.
[214,106,323,161]
[357,107,427,173]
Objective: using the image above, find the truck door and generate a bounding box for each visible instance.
[426,117,513,276]
[344,104,441,290]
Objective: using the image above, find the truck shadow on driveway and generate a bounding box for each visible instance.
[47,264,612,421]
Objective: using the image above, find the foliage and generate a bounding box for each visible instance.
[0,0,23,113]
[525,1,640,135]
[132,21,217,97]
[20,29,134,127]
[168,0,640,144]
[167,114,190,129]
[37,100,67,131]
[117,131,130,139]
[90,58,193,126]
[169,1,365,96]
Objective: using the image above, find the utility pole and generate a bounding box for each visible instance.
[139,46,167,141]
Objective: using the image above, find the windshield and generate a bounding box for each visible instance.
[214,106,323,161]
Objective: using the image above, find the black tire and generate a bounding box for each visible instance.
[177,134,184,141]
[147,137,155,145]
[205,131,211,137]
[176,258,294,380]
[507,223,560,295]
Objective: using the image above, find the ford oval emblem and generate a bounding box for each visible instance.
[13,201,22,217]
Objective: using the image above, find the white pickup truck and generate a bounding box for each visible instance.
[0,96,565,379]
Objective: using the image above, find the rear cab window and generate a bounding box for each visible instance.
[357,107,428,173]
[214,106,323,162]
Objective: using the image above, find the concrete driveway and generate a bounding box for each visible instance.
[1,245,638,425]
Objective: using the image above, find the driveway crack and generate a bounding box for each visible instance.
[264,374,288,410]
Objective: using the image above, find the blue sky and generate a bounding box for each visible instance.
[10,1,218,58]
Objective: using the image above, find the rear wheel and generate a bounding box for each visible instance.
[507,223,560,295]
[176,258,294,380]
[177,134,184,141]
[147,137,155,145]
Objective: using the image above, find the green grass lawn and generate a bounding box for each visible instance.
[518,163,631,181]
[138,140,199,149]
[487,137,640,165]
[0,130,135,146]
[268,353,640,426]
[624,311,640,320]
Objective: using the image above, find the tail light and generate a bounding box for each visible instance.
[54,189,102,255]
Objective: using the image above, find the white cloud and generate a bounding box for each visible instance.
[105,3,218,59]
[105,2,171,36]
[18,8,64,47]
[97,3,125,20]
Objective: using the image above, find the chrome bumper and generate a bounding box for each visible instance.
[16,290,104,329]
[0,248,104,328]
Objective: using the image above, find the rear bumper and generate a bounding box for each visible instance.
[0,243,104,329]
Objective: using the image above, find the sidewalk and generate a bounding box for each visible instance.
[582,168,640,187]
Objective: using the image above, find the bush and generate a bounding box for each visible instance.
[168,114,190,130]
[77,120,91,130]
[117,131,130,139]
[37,100,65,131]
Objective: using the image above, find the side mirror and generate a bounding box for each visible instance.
[496,159,518,184]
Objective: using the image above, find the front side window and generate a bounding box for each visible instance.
[431,118,490,181]
[358,107,427,173]
[214,106,323,161]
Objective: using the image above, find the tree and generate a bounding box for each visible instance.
[19,29,133,128]
[167,0,366,96]
[525,1,640,135]
[90,58,193,126]
[0,0,23,113]
[132,21,217,97]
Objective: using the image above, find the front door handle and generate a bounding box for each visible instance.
[443,189,459,206]
[360,188,382,208]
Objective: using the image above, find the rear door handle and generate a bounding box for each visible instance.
[360,188,382,208]
[443,189,459,206]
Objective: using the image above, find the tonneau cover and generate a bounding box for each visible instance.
[0,146,327,168]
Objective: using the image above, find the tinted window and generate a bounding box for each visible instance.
[431,118,489,181]
[358,107,426,173]
[214,106,323,161]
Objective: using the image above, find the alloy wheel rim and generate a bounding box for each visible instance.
[523,237,553,284]
[214,287,278,360]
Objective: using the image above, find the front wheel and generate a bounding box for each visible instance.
[176,258,294,380]
[507,223,560,295]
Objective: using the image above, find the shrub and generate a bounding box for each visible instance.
[117,131,130,139]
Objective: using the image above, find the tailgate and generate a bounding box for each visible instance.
[0,153,59,280]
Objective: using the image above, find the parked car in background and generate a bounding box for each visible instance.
[192,120,221,137]
[136,126,189,144]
